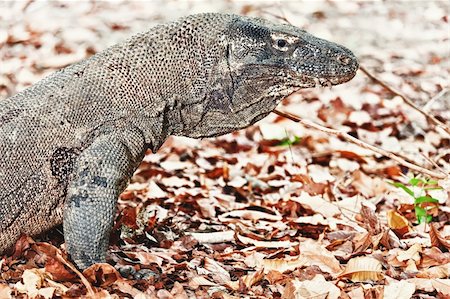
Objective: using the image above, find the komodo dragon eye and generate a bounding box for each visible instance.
[272,37,290,51]
[276,39,287,48]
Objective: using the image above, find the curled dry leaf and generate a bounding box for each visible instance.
[44,256,77,281]
[338,256,383,282]
[83,263,121,287]
[227,269,264,291]
[387,210,412,238]
[429,223,450,251]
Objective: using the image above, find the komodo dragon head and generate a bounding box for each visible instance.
[194,15,358,137]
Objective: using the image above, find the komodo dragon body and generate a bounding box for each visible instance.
[0,13,358,269]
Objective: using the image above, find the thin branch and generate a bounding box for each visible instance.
[421,152,446,175]
[273,109,448,179]
[359,65,450,135]
[423,88,449,112]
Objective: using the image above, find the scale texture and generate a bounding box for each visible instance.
[0,13,358,269]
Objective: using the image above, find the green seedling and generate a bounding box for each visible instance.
[390,177,442,224]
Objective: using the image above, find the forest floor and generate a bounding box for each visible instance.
[0,1,449,298]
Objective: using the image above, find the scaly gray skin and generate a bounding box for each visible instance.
[0,13,358,269]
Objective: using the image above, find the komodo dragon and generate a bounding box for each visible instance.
[0,13,358,269]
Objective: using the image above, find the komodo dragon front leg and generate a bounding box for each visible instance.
[63,129,146,268]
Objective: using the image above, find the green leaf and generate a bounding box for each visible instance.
[415,206,433,224]
[414,196,439,204]
[424,179,438,185]
[390,182,414,197]
[278,135,301,146]
[409,178,423,186]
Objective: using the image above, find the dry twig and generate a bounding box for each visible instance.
[359,65,450,135]
[423,88,449,112]
[56,255,96,297]
[273,109,448,179]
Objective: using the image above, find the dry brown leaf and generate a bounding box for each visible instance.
[290,191,341,218]
[189,276,217,288]
[360,204,382,234]
[346,287,365,299]
[416,262,450,279]
[396,243,422,263]
[387,210,412,237]
[261,256,308,274]
[122,251,164,266]
[299,239,342,275]
[14,269,56,299]
[11,235,34,259]
[407,278,450,296]
[219,209,282,221]
[161,176,195,188]
[146,180,168,198]
[283,275,340,299]
[338,256,383,282]
[170,282,189,299]
[353,232,374,253]
[83,263,121,287]
[196,197,218,218]
[93,289,116,298]
[44,256,77,281]
[421,247,450,268]
[188,230,235,244]
[432,279,450,296]
[203,257,231,284]
[212,292,241,299]
[0,284,12,299]
[408,278,434,292]
[236,234,299,248]
[265,270,287,284]
[383,280,415,299]
[430,223,450,251]
[33,242,95,297]
[227,269,264,291]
